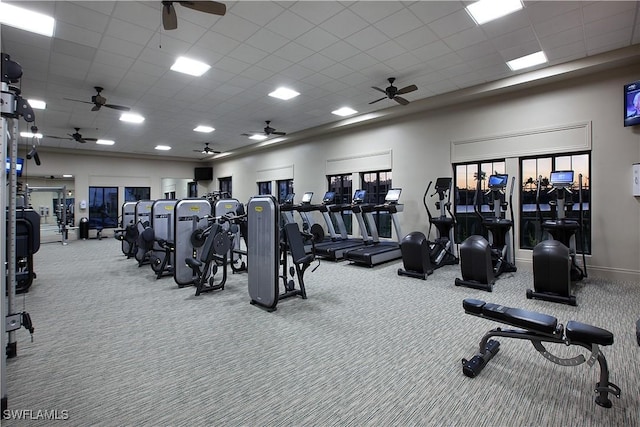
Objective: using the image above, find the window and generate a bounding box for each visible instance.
[277,179,293,204]
[327,174,353,234]
[219,176,232,197]
[361,170,393,238]
[257,181,271,195]
[520,152,591,253]
[125,187,150,202]
[88,186,118,229]
[454,160,506,243]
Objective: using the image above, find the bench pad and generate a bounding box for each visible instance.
[463,299,558,334]
[565,321,613,346]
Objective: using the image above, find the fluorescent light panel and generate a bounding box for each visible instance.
[120,113,145,123]
[194,125,215,133]
[170,56,210,77]
[0,3,55,37]
[332,107,358,117]
[269,87,300,100]
[466,0,523,25]
[249,134,268,141]
[96,139,115,146]
[20,132,42,138]
[62,174,73,178]
[27,99,46,110]
[155,145,171,151]
[507,51,547,71]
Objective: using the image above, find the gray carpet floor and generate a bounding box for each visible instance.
[4,238,640,426]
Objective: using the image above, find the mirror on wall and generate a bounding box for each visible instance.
[19,176,75,243]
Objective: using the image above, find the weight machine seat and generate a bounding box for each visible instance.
[463,299,614,346]
[463,299,557,334]
[565,321,613,346]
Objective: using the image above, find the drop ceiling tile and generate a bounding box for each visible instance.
[366,40,407,62]
[375,8,425,39]
[152,35,193,57]
[273,42,315,63]
[137,47,175,68]
[586,27,634,51]
[532,9,583,38]
[545,40,587,62]
[393,26,440,51]
[428,9,475,39]
[184,46,224,66]
[348,1,405,24]
[499,40,544,62]
[278,64,316,80]
[69,1,114,16]
[2,27,53,52]
[99,36,145,59]
[130,60,166,78]
[539,27,585,51]
[479,10,531,38]
[422,52,463,71]
[227,44,270,65]
[584,12,635,39]
[320,62,354,79]
[196,31,242,56]
[295,27,341,52]
[209,13,260,42]
[245,28,291,53]
[54,21,103,49]
[213,56,252,74]
[409,1,465,25]
[265,10,315,39]
[52,39,97,62]
[411,40,452,61]
[443,26,488,50]
[525,1,580,23]
[240,65,276,82]
[319,40,361,62]
[582,1,637,23]
[298,53,335,73]
[53,1,111,33]
[111,1,159,31]
[227,75,260,90]
[229,2,286,27]
[318,8,371,39]
[289,1,346,25]
[105,18,155,46]
[302,72,335,88]
[456,40,497,61]
[165,19,210,44]
[84,70,124,92]
[385,51,424,72]
[489,26,538,52]
[345,26,390,51]
[49,62,89,82]
[340,52,379,71]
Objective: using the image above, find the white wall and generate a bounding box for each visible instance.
[210,63,640,281]
[19,151,199,228]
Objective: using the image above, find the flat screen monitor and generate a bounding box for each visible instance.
[624,80,640,127]
[301,192,313,203]
[322,191,335,203]
[283,193,295,204]
[353,189,366,203]
[6,157,23,177]
[385,188,402,202]
[488,174,508,189]
[549,170,574,186]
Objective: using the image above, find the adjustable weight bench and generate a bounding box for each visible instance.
[461,298,620,408]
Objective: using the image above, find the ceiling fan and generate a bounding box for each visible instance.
[242,121,287,138]
[64,87,131,112]
[193,142,221,155]
[369,77,418,106]
[45,128,97,144]
[162,1,226,30]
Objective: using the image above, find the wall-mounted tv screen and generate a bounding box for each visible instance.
[624,80,640,127]
[6,157,24,177]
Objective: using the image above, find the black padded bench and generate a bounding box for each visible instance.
[461,298,620,408]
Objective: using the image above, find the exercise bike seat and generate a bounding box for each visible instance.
[565,321,613,346]
[463,299,558,334]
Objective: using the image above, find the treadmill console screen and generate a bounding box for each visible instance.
[353,190,366,203]
[323,192,335,203]
[550,170,574,186]
[385,188,402,203]
[283,193,295,204]
[488,174,508,189]
[301,192,313,203]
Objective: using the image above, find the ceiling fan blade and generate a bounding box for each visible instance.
[84,138,98,142]
[179,1,226,16]
[272,131,286,136]
[394,96,410,105]
[104,104,131,111]
[162,3,178,30]
[78,138,88,144]
[44,135,72,140]
[91,104,101,112]
[372,86,387,94]
[396,84,417,95]
[63,98,94,105]
[369,97,387,105]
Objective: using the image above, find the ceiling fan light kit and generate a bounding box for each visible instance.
[369,77,417,106]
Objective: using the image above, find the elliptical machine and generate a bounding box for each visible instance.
[398,177,458,279]
[526,171,587,305]
[455,174,517,291]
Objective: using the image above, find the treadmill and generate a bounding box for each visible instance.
[343,188,404,267]
[313,190,372,260]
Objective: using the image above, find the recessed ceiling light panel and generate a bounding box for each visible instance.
[120,113,145,123]
[249,134,268,141]
[466,0,523,25]
[332,107,358,117]
[155,145,172,151]
[268,87,300,100]
[506,51,547,71]
[170,56,211,77]
[0,3,55,37]
[20,132,42,138]
[194,125,215,133]
[96,139,115,146]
